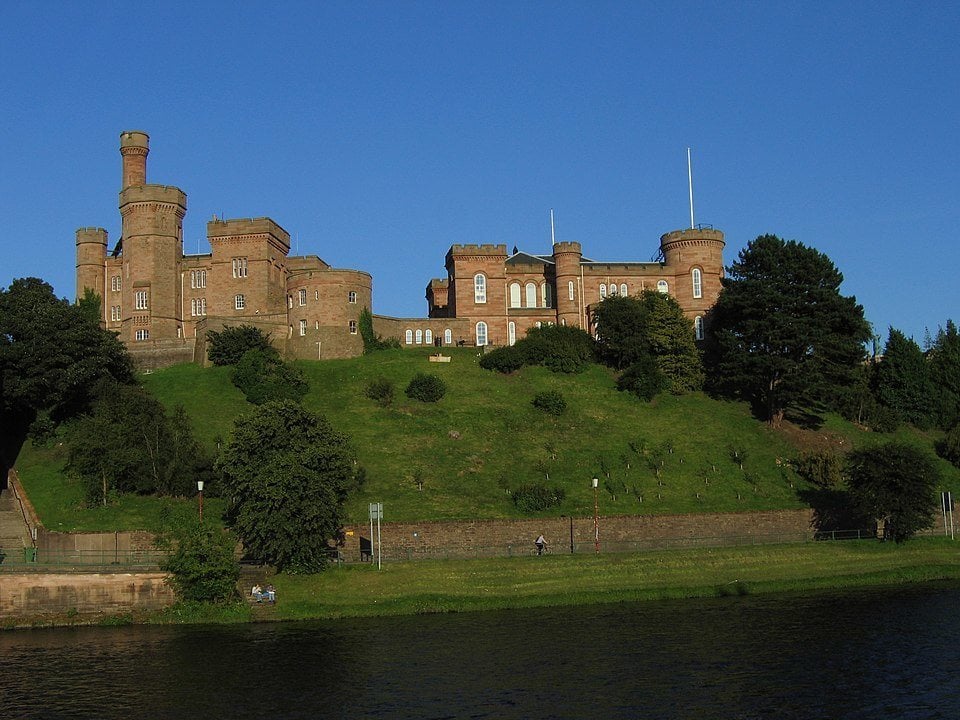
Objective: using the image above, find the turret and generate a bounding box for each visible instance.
[552,241,583,327]
[659,227,725,315]
[75,227,108,312]
[119,131,149,189]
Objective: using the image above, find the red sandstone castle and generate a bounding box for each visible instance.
[76,132,725,367]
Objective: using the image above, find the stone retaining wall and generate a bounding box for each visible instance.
[0,572,175,619]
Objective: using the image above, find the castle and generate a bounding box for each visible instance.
[76,132,725,366]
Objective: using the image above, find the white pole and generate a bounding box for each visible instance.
[687,147,695,229]
[550,208,556,245]
[369,512,374,565]
[377,504,382,570]
[950,492,955,540]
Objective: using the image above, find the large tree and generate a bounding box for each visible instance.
[594,291,703,394]
[705,235,871,426]
[0,278,135,488]
[217,401,363,573]
[928,320,960,429]
[873,328,934,429]
[846,442,941,542]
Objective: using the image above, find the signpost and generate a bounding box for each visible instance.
[369,502,383,569]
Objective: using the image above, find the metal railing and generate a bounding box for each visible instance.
[0,549,170,572]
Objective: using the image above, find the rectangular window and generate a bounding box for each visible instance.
[191,270,207,289]
[135,329,150,341]
[568,281,575,301]
[299,319,307,336]
[349,320,358,335]
[135,290,148,310]
[299,289,307,306]
[348,291,357,304]
[110,305,121,322]
[199,298,206,316]
[315,290,319,301]
[235,294,245,310]
[111,276,121,292]
[232,257,248,278]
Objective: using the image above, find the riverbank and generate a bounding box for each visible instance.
[159,537,960,625]
[5,538,958,629]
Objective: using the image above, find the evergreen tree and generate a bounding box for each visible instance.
[705,235,871,426]
[873,328,934,428]
[928,320,960,429]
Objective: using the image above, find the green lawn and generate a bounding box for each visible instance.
[14,348,960,530]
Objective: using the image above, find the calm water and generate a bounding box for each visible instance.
[2,583,960,719]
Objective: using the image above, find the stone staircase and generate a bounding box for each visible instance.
[0,488,33,564]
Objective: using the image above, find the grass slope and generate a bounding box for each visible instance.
[15,348,959,530]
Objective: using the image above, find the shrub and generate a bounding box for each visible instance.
[359,307,401,353]
[232,349,308,405]
[936,423,960,468]
[479,325,596,375]
[512,483,566,513]
[161,526,240,603]
[365,377,395,407]
[405,373,446,402]
[532,390,566,415]
[479,345,528,374]
[794,450,845,488]
[207,325,277,366]
[616,355,667,401]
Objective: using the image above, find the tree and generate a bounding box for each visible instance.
[873,328,934,428]
[705,235,871,427]
[206,325,278,366]
[231,349,308,405]
[162,525,240,603]
[0,278,135,488]
[846,442,941,542]
[359,306,400,352]
[594,292,703,394]
[217,401,363,573]
[928,320,960,429]
[65,380,212,505]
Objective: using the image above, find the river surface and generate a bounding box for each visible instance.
[2,583,960,719]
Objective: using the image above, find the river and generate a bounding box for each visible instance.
[2,583,959,719]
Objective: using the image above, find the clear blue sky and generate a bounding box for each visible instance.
[2,1,957,344]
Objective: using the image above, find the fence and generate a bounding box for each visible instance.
[0,548,170,572]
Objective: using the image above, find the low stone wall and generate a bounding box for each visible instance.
[343,508,817,561]
[0,572,175,619]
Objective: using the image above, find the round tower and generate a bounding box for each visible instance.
[552,241,583,327]
[119,131,149,189]
[659,227,725,316]
[75,227,108,311]
[118,131,187,342]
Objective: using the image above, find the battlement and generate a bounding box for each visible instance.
[76,227,107,237]
[552,241,582,254]
[449,243,508,256]
[119,184,187,209]
[660,227,725,247]
[119,130,149,151]
[206,217,291,244]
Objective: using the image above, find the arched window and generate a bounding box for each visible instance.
[525,282,537,308]
[474,274,487,304]
[657,280,669,294]
[568,280,575,301]
[599,284,607,300]
[620,283,628,297]
[476,322,488,346]
[508,321,516,346]
[405,329,413,345]
[425,329,433,345]
[415,329,423,344]
[510,283,521,308]
[444,328,452,345]
[609,283,618,296]
[541,283,552,307]
[694,316,704,341]
[692,268,702,299]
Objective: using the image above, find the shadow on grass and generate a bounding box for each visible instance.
[797,487,872,534]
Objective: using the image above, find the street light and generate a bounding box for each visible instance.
[197,480,205,523]
[592,477,600,554]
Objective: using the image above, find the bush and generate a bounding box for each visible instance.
[794,450,845,489]
[207,325,277,366]
[532,390,566,416]
[479,345,528,374]
[616,355,667,401]
[936,423,960,468]
[365,377,395,407]
[232,349,308,405]
[479,325,595,375]
[359,307,401,353]
[161,526,240,603]
[512,483,566,513]
[405,373,446,402]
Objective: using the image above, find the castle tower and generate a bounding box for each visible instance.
[659,227,725,319]
[552,241,583,327]
[75,227,108,312]
[117,131,187,342]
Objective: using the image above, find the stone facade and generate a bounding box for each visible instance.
[419,229,725,348]
[75,131,372,367]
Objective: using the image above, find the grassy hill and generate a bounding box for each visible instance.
[15,347,960,529]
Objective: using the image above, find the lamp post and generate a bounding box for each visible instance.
[592,477,599,554]
[197,480,204,523]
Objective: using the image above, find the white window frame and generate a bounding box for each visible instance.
[235,294,245,310]
[444,329,452,345]
[508,321,516,346]
[232,257,248,278]
[425,329,433,344]
[620,283,628,297]
[134,290,148,310]
[657,280,669,294]
[510,283,521,308]
[525,282,537,308]
[349,320,358,335]
[474,274,487,304]
[299,289,307,306]
[415,329,423,345]
[599,284,607,300]
[111,276,121,292]
[541,283,551,307]
[405,329,413,345]
[299,319,307,336]
[348,291,357,304]
[694,316,705,341]
[476,321,488,347]
[568,280,575,301]
[110,305,121,322]
[135,329,149,341]
[692,268,702,299]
